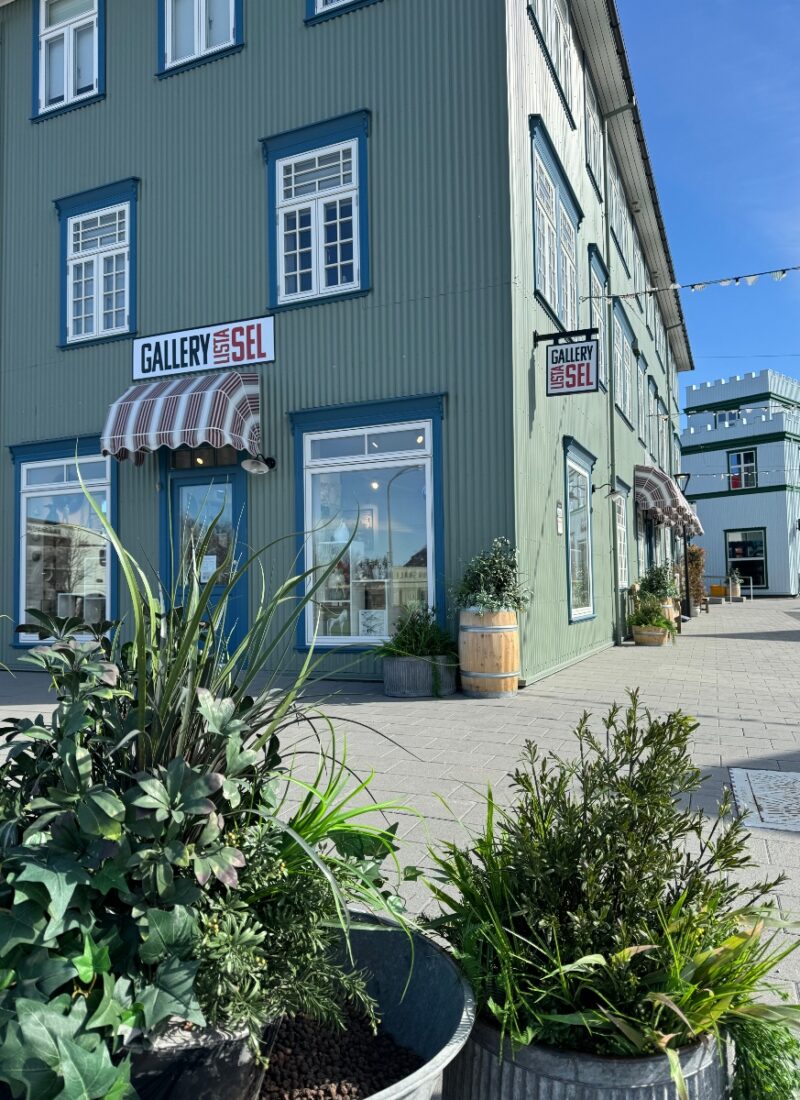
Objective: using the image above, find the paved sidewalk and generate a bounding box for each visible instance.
[3,598,800,994]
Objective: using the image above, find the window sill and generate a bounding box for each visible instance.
[305,0,386,25]
[526,6,576,131]
[59,331,136,351]
[269,287,370,314]
[157,42,244,80]
[294,643,380,654]
[32,93,104,124]
[569,611,596,624]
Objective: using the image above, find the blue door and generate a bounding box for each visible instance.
[168,464,248,650]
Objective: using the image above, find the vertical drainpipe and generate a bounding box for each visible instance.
[601,101,635,646]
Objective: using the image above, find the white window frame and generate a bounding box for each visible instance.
[302,421,435,646]
[728,449,757,491]
[165,0,236,68]
[66,202,130,344]
[647,382,658,462]
[534,153,578,327]
[560,203,577,331]
[39,0,98,114]
[566,457,593,620]
[590,266,606,385]
[657,401,668,470]
[532,0,573,106]
[18,455,111,645]
[615,495,628,589]
[609,153,629,264]
[633,234,645,310]
[276,139,360,305]
[645,268,654,331]
[585,75,603,187]
[637,360,647,441]
[613,317,633,422]
[315,0,355,10]
[726,528,767,589]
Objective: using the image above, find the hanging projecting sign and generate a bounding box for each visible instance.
[133,316,275,381]
[546,340,599,397]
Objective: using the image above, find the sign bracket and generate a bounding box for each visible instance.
[534,326,598,348]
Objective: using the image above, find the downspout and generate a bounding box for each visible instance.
[602,100,635,645]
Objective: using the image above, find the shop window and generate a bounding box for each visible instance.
[36,0,102,116]
[302,421,433,645]
[564,439,595,620]
[726,528,766,588]
[159,0,241,73]
[16,452,112,644]
[263,112,370,309]
[55,179,139,347]
[532,120,581,328]
[728,449,757,490]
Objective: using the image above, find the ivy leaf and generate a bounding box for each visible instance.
[137,957,204,1031]
[72,935,111,985]
[16,996,81,1069]
[12,854,91,931]
[0,901,48,956]
[139,907,198,965]
[54,1035,120,1100]
[0,1021,57,1099]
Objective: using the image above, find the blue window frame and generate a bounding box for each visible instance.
[262,112,370,311]
[305,0,385,24]
[288,394,445,651]
[157,0,244,78]
[531,117,582,330]
[10,437,118,646]
[33,0,106,121]
[563,437,596,622]
[54,178,139,349]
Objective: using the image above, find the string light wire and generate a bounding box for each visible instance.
[581,263,800,303]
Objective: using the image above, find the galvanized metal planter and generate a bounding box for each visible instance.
[383,655,457,698]
[131,1024,264,1100]
[443,1018,731,1100]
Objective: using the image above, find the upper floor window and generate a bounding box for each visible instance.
[657,400,669,470]
[729,449,757,490]
[654,308,666,362]
[305,0,385,21]
[532,121,582,330]
[585,75,603,190]
[609,153,630,265]
[55,178,139,347]
[589,252,607,386]
[262,112,369,309]
[530,0,573,109]
[647,380,657,461]
[612,305,634,423]
[632,233,645,310]
[163,0,237,69]
[38,0,99,114]
[644,269,654,331]
[637,359,647,442]
[716,409,742,428]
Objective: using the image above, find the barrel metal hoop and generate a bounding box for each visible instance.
[461,670,521,680]
[459,625,518,634]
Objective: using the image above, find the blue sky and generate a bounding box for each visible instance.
[617,0,800,413]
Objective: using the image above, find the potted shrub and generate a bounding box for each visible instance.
[628,592,677,646]
[0,505,474,1100]
[453,538,531,699]
[728,568,743,599]
[377,604,458,698]
[687,544,706,615]
[638,562,680,623]
[431,694,800,1100]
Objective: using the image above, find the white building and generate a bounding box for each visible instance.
[682,371,800,597]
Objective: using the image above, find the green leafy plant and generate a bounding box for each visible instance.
[628,592,677,638]
[376,605,456,661]
[638,561,680,600]
[729,568,743,585]
[453,537,531,613]
[687,544,706,607]
[729,1018,800,1099]
[0,496,413,1098]
[427,694,800,1095]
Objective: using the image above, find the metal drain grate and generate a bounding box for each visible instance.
[729,768,800,832]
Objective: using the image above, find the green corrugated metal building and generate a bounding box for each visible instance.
[0,0,696,681]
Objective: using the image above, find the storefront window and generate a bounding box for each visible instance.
[303,422,433,644]
[567,457,593,618]
[726,528,766,588]
[19,456,111,641]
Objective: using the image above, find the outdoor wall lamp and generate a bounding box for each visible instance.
[675,472,691,493]
[592,483,625,505]
[241,454,277,476]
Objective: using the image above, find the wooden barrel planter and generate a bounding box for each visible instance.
[459,610,520,698]
[632,626,670,647]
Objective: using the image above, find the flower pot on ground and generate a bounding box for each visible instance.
[0,503,421,1100]
[377,605,458,698]
[638,561,680,618]
[453,538,531,699]
[727,570,743,599]
[687,544,706,611]
[429,693,800,1100]
[628,592,677,646]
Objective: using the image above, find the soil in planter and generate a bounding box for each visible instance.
[260,1012,424,1100]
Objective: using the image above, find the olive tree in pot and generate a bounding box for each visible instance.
[0,502,474,1100]
[377,605,458,698]
[453,538,531,699]
[430,694,800,1100]
[727,568,743,599]
[628,592,677,647]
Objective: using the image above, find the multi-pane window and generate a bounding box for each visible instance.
[728,450,757,490]
[276,141,359,304]
[18,456,111,644]
[39,0,98,113]
[590,265,606,385]
[315,0,355,9]
[657,401,668,470]
[613,315,634,422]
[633,234,645,309]
[645,269,654,331]
[531,0,573,106]
[647,381,657,460]
[716,409,742,428]
[534,151,578,327]
[567,456,593,619]
[615,495,628,588]
[303,422,434,645]
[165,0,235,67]
[609,153,629,264]
[585,76,603,187]
[726,528,766,588]
[67,203,129,342]
[655,309,666,362]
[637,360,647,441]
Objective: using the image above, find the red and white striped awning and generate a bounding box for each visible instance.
[634,465,704,536]
[101,372,261,464]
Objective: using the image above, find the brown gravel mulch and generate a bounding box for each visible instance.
[260,1013,424,1100]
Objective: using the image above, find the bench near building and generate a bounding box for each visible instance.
[0,0,699,681]
[682,370,800,598]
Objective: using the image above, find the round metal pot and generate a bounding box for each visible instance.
[383,655,457,698]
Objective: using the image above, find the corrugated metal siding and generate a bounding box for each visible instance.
[0,0,515,674]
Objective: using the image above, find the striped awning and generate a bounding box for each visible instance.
[101,372,261,464]
[634,465,704,536]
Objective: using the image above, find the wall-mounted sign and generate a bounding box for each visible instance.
[546,339,599,397]
[133,316,275,381]
[556,500,564,536]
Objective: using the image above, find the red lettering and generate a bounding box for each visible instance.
[246,325,258,362]
[212,327,231,365]
[256,324,266,361]
[230,326,246,363]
